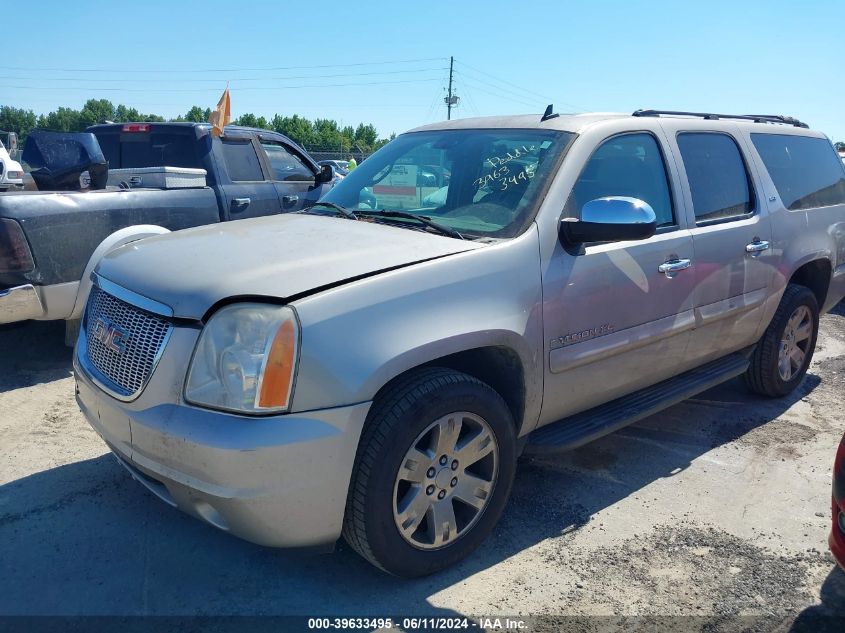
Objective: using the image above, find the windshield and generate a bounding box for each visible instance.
[319,128,573,238]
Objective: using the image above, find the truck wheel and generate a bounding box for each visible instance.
[745,284,819,398]
[342,367,517,577]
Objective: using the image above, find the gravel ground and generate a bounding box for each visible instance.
[0,304,843,631]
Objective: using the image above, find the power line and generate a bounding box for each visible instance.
[458,76,481,117]
[0,77,444,94]
[0,57,448,74]
[454,72,540,108]
[424,85,445,123]
[454,59,587,112]
[0,67,448,84]
[454,59,557,102]
[453,74,541,109]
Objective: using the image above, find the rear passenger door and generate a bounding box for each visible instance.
[663,125,776,361]
[257,139,321,212]
[219,136,282,220]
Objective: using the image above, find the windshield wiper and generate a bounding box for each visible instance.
[356,210,463,240]
[307,201,358,220]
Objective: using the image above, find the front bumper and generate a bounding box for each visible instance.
[74,353,372,549]
[0,284,44,324]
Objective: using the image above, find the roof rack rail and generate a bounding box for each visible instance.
[632,109,809,129]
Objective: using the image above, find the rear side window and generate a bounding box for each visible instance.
[221,139,264,182]
[565,133,675,227]
[97,133,201,169]
[677,133,754,222]
[751,133,845,210]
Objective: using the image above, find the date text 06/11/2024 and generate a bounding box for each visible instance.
[306,617,528,630]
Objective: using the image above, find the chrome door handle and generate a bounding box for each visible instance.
[746,240,770,254]
[230,197,251,213]
[282,195,299,206]
[658,259,692,277]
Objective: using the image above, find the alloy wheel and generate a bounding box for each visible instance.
[392,412,498,550]
[778,305,813,381]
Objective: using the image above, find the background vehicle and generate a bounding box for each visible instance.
[832,433,845,571]
[0,122,334,335]
[74,110,845,577]
[0,133,23,192]
[318,159,350,176]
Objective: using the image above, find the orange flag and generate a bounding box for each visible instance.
[209,86,231,137]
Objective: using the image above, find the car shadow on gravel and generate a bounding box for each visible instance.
[790,565,845,632]
[0,367,823,617]
[0,320,71,392]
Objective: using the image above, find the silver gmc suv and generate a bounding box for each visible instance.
[74,109,845,577]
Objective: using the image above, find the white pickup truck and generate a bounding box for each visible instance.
[0,132,23,192]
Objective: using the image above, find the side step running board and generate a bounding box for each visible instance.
[525,354,749,454]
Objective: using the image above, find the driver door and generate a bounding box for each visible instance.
[541,132,697,423]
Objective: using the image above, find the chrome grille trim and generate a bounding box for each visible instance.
[79,282,173,401]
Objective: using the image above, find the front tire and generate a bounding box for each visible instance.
[745,284,819,398]
[342,368,517,577]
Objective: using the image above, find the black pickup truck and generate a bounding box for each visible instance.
[0,122,335,332]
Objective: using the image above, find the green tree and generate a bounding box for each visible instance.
[353,123,378,151]
[183,106,211,123]
[0,106,38,142]
[37,107,82,132]
[235,113,257,127]
[313,118,343,151]
[271,114,314,146]
[78,99,116,128]
[4,99,395,154]
[114,104,141,122]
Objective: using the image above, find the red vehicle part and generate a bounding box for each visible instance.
[830,435,845,571]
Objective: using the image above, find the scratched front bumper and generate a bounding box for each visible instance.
[73,324,372,549]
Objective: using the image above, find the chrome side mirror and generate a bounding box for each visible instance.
[560,196,657,244]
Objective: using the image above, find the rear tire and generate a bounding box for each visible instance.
[342,367,517,577]
[744,284,819,398]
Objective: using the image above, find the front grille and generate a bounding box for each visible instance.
[84,285,172,398]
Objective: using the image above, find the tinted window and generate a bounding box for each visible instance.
[565,133,674,227]
[677,133,753,222]
[96,133,201,169]
[221,139,263,182]
[261,142,313,181]
[751,133,845,211]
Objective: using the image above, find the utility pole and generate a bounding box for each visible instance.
[444,56,458,120]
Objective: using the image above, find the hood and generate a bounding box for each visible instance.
[96,213,482,319]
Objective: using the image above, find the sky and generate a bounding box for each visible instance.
[3,0,844,141]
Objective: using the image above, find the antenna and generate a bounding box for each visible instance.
[541,104,559,122]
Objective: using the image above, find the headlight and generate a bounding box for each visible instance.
[185,303,299,414]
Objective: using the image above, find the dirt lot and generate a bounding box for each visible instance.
[1,304,844,630]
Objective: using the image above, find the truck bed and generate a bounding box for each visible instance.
[0,187,220,289]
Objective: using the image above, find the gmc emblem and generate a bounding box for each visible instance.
[92,318,128,355]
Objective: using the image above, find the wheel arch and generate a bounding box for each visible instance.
[368,341,530,436]
[787,257,832,311]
